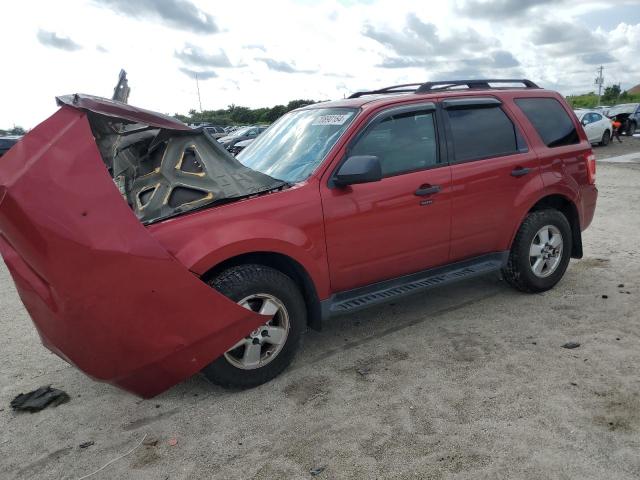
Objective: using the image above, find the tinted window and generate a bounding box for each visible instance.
[592,113,603,122]
[446,106,521,162]
[515,98,579,148]
[350,109,438,177]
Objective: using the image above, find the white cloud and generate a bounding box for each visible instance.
[1,0,639,129]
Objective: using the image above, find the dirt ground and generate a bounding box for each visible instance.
[1,138,639,480]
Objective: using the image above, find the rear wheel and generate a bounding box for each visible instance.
[600,130,610,146]
[202,264,305,388]
[502,210,572,293]
[627,122,636,136]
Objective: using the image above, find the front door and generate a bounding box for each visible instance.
[321,104,452,292]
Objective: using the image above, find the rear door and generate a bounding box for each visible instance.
[321,103,452,292]
[444,96,542,261]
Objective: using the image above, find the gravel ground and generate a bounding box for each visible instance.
[1,141,639,479]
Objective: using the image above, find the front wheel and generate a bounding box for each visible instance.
[502,210,572,293]
[600,130,610,146]
[202,264,306,389]
[627,122,636,136]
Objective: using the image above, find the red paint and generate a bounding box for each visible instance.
[0,88,598,397]
[0,107,269,398]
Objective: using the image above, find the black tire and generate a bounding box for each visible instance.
[502,209,572,293]
[600,130,610,146]
[201,264,306,389]
[627,122,636,136]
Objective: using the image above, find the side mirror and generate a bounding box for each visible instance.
[581,118,589,126]
[334,155,382,187]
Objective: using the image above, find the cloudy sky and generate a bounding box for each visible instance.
[2,0,640,129]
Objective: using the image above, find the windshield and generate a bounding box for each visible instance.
[237,107,357,183]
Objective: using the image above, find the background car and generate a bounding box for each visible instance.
[204,126,227,139]
[0,136,22,157]
[574,109,612,145]
[607,103,639,136]
[228,137,255,156]
[217,125,268,151]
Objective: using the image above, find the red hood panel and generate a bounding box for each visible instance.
[0,106,269,397]
[56,94,191,130]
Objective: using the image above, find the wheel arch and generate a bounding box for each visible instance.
[202,251,323,331]
[520,194,583,259]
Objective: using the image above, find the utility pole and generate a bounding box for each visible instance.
[595,65,604,106]
[195,73,203,112]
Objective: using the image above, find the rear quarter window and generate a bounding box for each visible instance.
[515,98,579,148]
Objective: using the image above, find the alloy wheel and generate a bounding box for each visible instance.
[224,294,290,370]
[529,225,563,278]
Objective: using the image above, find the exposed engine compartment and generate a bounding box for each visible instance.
[79,108,284,224]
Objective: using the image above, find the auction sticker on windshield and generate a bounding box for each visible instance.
[312,113,353,126]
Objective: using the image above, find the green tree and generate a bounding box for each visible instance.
[602,84,621,104]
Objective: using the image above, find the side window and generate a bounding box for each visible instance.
[446,106,523,162]
[350,109,438,177]
[515,98,579,148]
[592,113,602,122]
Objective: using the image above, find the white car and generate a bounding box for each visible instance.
[574,109,613,146]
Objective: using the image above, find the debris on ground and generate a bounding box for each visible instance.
[618,284,624,288]
[561,342,581,349]
[310,466,326,476]
[79,441,95,449]
[601,295,608,299]
[356,368,370,376]
[142,437,159,447]
[10,386,70,413]
[168,437,178,446]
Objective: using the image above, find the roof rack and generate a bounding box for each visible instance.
[348,79,539,99]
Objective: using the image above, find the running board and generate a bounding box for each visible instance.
[322,252,508,318]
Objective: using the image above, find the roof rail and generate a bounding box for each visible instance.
[348,79,540,99]
[415,79,539,93]
[348,83,424,99]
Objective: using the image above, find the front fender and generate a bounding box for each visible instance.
[148,188,331,299]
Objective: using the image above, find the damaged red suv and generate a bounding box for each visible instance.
[0,80,598,397]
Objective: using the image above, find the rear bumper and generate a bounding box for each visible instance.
[0,107,269,398]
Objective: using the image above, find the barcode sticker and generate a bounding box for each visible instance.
[312,113,353,126]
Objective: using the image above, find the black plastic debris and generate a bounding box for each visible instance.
[79,441,95,449]
[10,386,70,413]
[310,466,326,476]
[561,342,581,349]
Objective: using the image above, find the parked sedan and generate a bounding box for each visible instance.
[204,126,227,139]
[228,137,255,156]
[218,125,268,151]
[0,136,22,157]
[574,110,612,146]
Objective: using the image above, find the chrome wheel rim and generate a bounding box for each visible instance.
[529,225,563,278]
[224,294,290,370]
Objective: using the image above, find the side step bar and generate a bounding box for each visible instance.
[322,252,508,318]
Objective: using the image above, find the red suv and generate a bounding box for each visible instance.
[0,80,598,397]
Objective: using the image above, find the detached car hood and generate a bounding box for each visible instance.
[56,95,284,224]
[0,97,278,397]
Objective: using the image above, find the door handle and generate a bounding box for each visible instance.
[511,167,530,177]
[415,185,440,196]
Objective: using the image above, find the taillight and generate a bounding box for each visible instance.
[586,152,596,184]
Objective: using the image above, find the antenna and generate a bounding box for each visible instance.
[195,72,203,112]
